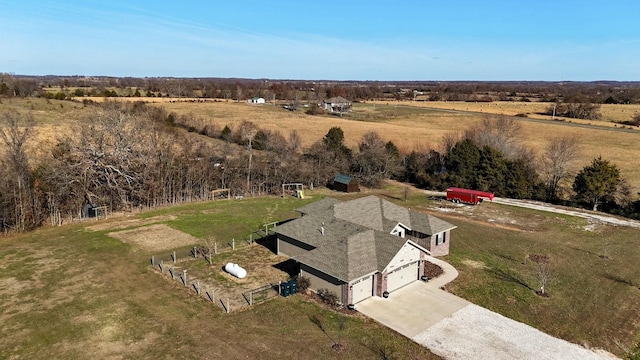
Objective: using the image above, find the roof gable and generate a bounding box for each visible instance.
[276,195,455,282]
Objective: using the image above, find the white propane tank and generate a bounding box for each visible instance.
[224,262,247,279]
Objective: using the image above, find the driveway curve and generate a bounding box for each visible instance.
[355,255,616,359]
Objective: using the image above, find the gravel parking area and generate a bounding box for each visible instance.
[412,304,616,360]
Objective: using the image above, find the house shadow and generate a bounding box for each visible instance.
[256,234,278,254]
[255,218,297,255]
[273,259,299,278]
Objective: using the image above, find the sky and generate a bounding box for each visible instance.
[1,0,639,81]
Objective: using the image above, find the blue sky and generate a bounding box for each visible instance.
[1,0,639,81]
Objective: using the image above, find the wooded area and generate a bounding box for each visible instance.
[0,96,637,234]
[1,73,639,232]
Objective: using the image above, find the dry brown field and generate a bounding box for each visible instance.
[4,97,639,194]
[401,100,640,124]
[138,98,640,194]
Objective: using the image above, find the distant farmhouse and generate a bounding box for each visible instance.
[248,97,265,104]
[322,96,351,113]
[275,196,456,305]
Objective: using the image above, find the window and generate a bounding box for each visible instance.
[435,233,441,245]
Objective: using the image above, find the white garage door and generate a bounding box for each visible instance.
[351,275,373,304]
[387,262,418,292]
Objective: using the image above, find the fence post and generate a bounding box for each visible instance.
[173,251,176,263]
[211,289,215,303]
[196,280,200,295]
[151,255,155,267]
[159,260,164,273]
[232,238,235,250]
[193,246,197,258]
[171,266,175,279]
[227,298,230,313]
[183,269,187,286]
[208,250,212,265]
[214,242,217,254]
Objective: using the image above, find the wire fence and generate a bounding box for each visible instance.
[149,223,283,313]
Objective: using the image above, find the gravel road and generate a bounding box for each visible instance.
[424,190,640,229]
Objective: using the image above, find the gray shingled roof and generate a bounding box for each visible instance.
[294,197,341,216]
[276,195,456,282]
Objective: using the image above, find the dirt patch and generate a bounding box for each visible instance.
[462,259,487,269]
[201,209,222,215]
[86,215,177,232]
[108,224,199,252]
[528,254,550,264]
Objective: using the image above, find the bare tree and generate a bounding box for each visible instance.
[465,115,523,158]
[236,121,258,195]
[288,129,302,153]
[541,136,580,201]
[352,131,400,187]
[0,110,38,231]
[535,260,553,296]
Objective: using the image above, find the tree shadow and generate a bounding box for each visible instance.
[486,267,534,291]
[603,273,636,287]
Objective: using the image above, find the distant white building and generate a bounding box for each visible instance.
[248,97,265,104]
[322,96,351,113]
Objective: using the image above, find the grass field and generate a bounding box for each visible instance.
[0,193,439,359]
[1,185,639,357]
[143,98,640,193]
[2,97,639,193]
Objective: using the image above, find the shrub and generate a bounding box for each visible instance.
[295,275,311,293]
[317,288,339,306]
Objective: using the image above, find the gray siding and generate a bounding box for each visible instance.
[301,264,345,304]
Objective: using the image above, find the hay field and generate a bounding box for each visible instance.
[149,100,640,193]
[4,97,639,193]
[399,100,640,124]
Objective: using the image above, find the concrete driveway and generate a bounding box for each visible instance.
[355,280,469,337]
[355,257,615,360]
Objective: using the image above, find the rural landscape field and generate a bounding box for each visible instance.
[4,0,640,358]
[1,183,639,358]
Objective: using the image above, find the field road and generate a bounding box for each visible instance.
[424,191,640,229]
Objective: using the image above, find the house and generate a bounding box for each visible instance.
[332,174,359,193]
[322,96,351,113]
[248,97,265,104]
[274,196,456,305]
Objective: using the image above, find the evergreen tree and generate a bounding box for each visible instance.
[445,138,480,188]
[573,157,621,211]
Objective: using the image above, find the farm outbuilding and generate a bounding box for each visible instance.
[248,97,265,104]
[332,174,359,193]
[274,196,456,305]
[322,96,351,113]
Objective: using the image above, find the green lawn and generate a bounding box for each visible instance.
[442,203,640,355]
[0,193,438,359]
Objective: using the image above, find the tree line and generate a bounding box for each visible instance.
[0,102,637,233]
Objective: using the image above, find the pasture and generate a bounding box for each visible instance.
[1,185,639,357]
[0,193,438,359]
[147,98,640,193]
[1,96,639,193]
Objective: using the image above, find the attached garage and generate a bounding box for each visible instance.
[386,262,419,292]
[351,275,374,304]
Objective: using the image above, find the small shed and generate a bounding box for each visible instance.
[248,97,265,104]
[332,174,359,193]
